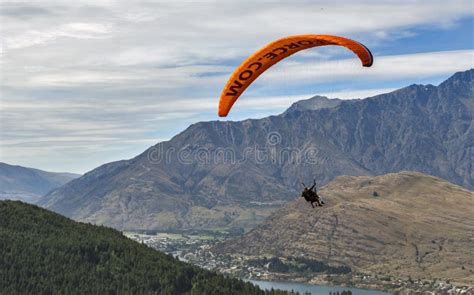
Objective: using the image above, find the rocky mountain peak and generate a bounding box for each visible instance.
[284,95,343,114]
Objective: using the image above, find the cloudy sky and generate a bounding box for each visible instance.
[1,0,473,174]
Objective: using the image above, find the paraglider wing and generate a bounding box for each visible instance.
[218,35,373,117]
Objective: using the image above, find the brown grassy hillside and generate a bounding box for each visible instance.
[214,172,474,284]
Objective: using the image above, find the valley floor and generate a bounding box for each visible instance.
[124,231,473,294]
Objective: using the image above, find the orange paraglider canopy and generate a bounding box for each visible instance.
[218,35,373,117]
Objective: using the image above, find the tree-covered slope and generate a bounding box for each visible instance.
[0,200,291,295]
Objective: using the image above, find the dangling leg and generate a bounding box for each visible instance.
[311,201,315,208]
[316,194,324,206]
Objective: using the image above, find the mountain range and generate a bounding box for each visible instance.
[0,162,80,203]
[38,69,473,231]
[213,171,474,284]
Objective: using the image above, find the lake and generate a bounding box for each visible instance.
[249,280,391,295]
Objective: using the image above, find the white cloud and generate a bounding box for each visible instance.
[1,0,473,173]
[257,49,474,84]
[4,22,112,49]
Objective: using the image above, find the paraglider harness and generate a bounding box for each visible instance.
[301,180,324,208]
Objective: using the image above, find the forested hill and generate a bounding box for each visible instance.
[0,201,292,295]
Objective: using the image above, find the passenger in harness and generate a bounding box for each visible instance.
[301,180,324,208]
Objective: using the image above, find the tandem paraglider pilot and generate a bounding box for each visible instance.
[301,180,324,208]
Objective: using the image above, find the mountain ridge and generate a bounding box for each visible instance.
[0,162,80,203]
[39,69,473,231]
